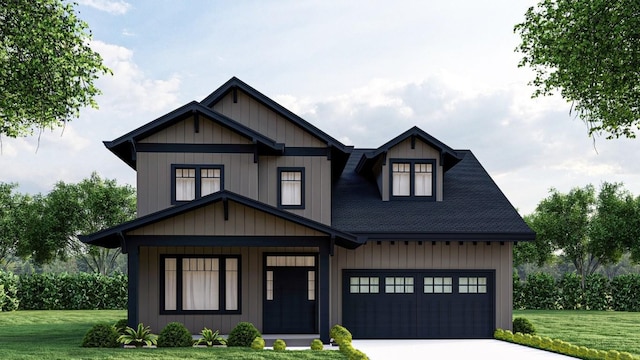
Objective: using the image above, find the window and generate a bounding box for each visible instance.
[458,277,487,294]
[278,168,304,209]
[161,255,240,313]
[350,277,380,294]
[385,277,414,293]
[424,277,453,294]
[172,165,223,204]
[390,159,435,199]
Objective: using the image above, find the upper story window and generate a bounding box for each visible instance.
[172,164,223,204]
[390,159,435,200]
[278,167,305,209]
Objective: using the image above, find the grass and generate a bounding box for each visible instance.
[514,310,640,356]
[0,310,346,360]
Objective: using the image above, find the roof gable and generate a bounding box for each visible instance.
[355,126,462,178]
[202,77,349,151]
[80,190,362,249]
[104,101,284,169]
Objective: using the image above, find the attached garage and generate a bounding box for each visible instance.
[342,270,495,339]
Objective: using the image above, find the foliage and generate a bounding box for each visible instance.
[117,323,157,347]
[226,322,261,347]
[330,324,352,345]
[114,319,128,334]
[524,183,640,288]
[81,323,119,348]
[17,272,127,310]
[512,317,536,335]
[610,274,640,312]
[0,0,111,138]
[514,0,640,139]
[521,272,558,309]
[0,310,347,359]
[311,339,324,350]
[13,173,136,274]
[0,183,27,264]
[195,328,227,347]
[0,269,19,311]
[558,272,582,309]
[273,339,286,351]
[250,336,265,350]
[584,273,610,310]
[157,322,192,348]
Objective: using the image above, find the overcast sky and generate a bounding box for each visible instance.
[2,0,639,215]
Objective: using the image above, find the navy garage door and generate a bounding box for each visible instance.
[342,270,495,339]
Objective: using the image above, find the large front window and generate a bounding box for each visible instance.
[390,159,435,199]
[162,255,240,313]
[172,165,223,203]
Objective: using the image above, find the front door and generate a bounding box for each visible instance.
[263,255,317,333]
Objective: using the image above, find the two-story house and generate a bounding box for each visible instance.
[81,77,535,342]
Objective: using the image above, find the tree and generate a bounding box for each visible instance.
[0,0,111,138]
[16,173,135,274]
[514,0,640,139]
[524,183,639,287]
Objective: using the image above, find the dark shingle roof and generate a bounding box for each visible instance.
[332,149,535,241]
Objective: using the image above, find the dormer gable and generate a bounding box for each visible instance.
[201,77,353,179]
[103,101,284,170]
[355,126,462,201]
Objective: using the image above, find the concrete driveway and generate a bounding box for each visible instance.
[350,339,576,360]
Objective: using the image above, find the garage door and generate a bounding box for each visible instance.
[342,270,495,339]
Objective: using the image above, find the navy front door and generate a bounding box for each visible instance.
[264,267,316,333]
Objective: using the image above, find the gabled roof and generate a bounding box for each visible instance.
[355,126,462,178]
[202,77,350,152]
[201,77,353,179]
[80,190,363,250]
[333,149,535,241]
[104,101,285,169]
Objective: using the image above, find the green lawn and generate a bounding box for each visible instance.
[514,310,640,356]
[0,310,346,360]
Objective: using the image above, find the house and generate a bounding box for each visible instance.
[81,77,535,342]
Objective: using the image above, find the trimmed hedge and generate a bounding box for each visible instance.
[495,329,638,360]
[17,272,127,310]
[514,272,640,311]
[0,270,20,311]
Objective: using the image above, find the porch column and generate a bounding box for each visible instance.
[127,245,139,329]
[319,243,330,343]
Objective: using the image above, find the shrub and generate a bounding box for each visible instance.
[584,273,611,310]
[227,322,261,347]
[339,342,356,357]
[195,328,226,347]
[157,322,192,347]
[273,339,286,351]
[558,272,582,309]
[606,350,620,360]
[349,349,369,360]
[114,319,128,334]
[118,323,157,347]
[513,317,536,335]
[619,352,634,360]
[522,272,558,309]
[81,323,120,348]
[611,274,640,311]
[0,270,19,311]
[311,338,324,350]
[250,337,265,350]
[330,324,352,345]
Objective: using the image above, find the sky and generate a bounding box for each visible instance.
[2,0,640,216]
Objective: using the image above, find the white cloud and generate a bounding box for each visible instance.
[77,0,131,15]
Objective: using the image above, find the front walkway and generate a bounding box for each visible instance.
[350,339,576,360]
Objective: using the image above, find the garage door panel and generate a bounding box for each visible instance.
[343,270,495,339]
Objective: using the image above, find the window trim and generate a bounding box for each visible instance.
[160,254,241,315]
[171,164,224,204]
[389,158,436,201]
[277,167,305,209]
